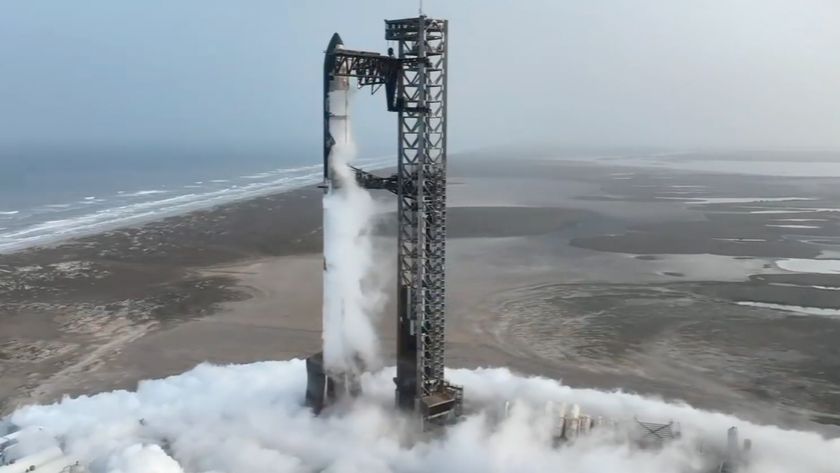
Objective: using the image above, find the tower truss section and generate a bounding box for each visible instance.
[308,15,461,428]
[387,16,462,426]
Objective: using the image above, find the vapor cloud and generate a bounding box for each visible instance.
[4,361,839,473]
[321,89,383,374]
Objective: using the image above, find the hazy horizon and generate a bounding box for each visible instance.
[1,0,839,154]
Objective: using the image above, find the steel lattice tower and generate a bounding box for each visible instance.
[386,17,460,419]
[308,15,461,427]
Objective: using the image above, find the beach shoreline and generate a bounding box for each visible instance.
[2,154,840,436]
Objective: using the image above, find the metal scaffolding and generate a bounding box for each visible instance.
[386,16,462,424]
[309,15,461,426]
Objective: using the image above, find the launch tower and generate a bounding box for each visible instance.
[307,15,462,427]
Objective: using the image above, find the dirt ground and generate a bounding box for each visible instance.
[2,153,839,436]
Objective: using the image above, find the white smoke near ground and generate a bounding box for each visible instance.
[3,360,839,473]
[8,56,839,473]
[321,87,383,374]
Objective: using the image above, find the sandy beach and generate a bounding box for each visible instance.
[2,151,840,436]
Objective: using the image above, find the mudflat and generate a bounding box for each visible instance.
[2,151,839,436]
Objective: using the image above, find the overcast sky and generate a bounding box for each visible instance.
[1,0,839,153]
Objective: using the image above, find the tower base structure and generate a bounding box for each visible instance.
[304,352,361,414]
[417,382,464,427]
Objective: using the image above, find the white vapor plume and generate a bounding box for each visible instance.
[3,360,839,473]
[321,88,382,373]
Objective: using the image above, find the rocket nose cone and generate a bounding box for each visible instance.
[327,33,344,52]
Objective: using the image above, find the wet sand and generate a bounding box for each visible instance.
[0,187,324,412]
[2,151,840,436]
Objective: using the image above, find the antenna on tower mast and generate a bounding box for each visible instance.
[419,0,423,15]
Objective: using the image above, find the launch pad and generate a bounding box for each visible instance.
[306,15,462,427]
[303,17,755,470]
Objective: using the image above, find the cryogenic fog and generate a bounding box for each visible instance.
[321,89,383,374]
[4,360,840,473]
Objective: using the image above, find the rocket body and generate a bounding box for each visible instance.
[324,33,350,187]
[321,32,377,378]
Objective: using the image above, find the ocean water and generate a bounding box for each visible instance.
[0,147,389,253]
